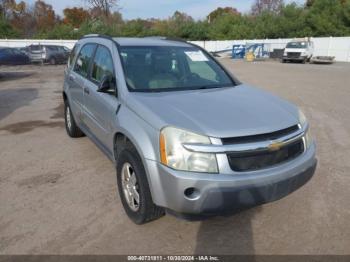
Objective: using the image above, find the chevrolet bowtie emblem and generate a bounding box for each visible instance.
[268,141,284,151]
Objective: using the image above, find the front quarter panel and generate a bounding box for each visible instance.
[115,105,162,201]
[115,105,160,162]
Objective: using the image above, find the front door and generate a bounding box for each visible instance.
[82,44,119,155]
[67,43,96,122]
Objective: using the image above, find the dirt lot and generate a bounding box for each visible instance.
[0,60,349,255]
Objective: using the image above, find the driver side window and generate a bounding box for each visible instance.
[74,44,96,78]
[91,45,115,84]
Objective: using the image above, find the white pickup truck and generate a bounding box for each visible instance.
[282,41,314,63]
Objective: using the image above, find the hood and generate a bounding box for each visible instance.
[127,84,300,138]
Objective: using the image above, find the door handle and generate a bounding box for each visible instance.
[84,88,90,95]
[69,75,76,82]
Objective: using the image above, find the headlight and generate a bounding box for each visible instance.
[304,128,313,148]
[160,127,218,173]
[298,109,307,128]
[298,109,313,148]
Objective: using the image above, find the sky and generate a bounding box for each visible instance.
[25,0,306,20]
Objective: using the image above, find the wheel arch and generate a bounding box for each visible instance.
[113,128,160,205]
[62,91,67,102]
[113,131,155,164]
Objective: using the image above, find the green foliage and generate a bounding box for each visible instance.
[120,19,149,37]
[306,0,350,36]
[207,7,240,23]
[0,17,19,38]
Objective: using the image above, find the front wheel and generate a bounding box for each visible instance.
[116,148,164,224]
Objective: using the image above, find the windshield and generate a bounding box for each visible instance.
[119,46,234,92]
[286,42,308,49]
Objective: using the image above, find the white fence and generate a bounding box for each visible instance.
[1,36,350,62]
[0,39,77,49]
[192,37,350,62]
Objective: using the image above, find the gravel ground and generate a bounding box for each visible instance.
[0,60,349,255]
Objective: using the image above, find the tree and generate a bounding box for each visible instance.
[167,11,195,38]
[251,0,284,15]
[343,0,350,27]
[0,16,18,37]
[305,0,350,36]
[207,7,240,23]
[63,7,90,28]
[276,3,311,37]
[306,0,315,7]
[1,0,25,19]
[33,0,56,32]
[10,1,36,37]
[85,0,118,17]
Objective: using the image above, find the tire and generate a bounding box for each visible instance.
[49,57,56,65]
[282,59,286,63]
[64,100,84,138]
[116,148,164,224]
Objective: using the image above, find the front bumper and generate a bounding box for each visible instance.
[283,55,307,61]
[144,142,317,215]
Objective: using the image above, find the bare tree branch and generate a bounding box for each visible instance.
[251,0,284,15]
[84,0,117,17]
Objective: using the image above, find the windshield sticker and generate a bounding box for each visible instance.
[185,51,209,62]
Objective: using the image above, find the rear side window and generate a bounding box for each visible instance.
[91,45,114,83]
[47,46,58,51]
[74,44,96,77]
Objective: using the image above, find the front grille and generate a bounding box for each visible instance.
[287,52,301,58]
[222,125,299,145]
[223,125,303,172]
[227,140,304,172]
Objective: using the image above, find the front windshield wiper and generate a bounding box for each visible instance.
[196,86,218,90]
[130,85,232,93]
[194,85,231,90]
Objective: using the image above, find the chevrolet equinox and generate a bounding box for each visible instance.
[63,35,317,224]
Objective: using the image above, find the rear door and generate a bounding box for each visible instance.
[83,43,119,154]
[52,46,65,63]
[58,46,69,62]
[66,43,96,123]
[0,49,12,65]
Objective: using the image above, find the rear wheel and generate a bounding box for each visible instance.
[49,57,56,65]
[64,101,84,138]
[116,148,164,224]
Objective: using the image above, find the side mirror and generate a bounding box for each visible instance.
[97,75,117,95]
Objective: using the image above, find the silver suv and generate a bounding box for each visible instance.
[28,44,70,65]
[63,35,317,224]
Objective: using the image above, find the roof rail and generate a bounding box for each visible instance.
[143,36,166,39]
[80,34,114,41]
[143,36,188,43]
